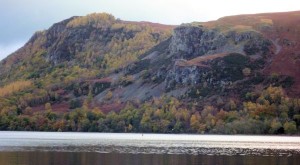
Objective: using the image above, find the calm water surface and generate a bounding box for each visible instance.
[0,132,299,165]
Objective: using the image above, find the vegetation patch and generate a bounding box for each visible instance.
[125,59,150,75]
[212,53,250,81]
[0,80,33,97]
[264,74,295,88]
[244,39,271,55]
[188,86,212,98]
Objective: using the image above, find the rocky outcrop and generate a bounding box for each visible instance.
[169,25,227,59]
[44,17,121,64]
[24,14,172,65]
[164,52,254,92]
[163,24,272,93]
[165,63,203,89]
[169,25,271,60]
[165,60,235,92]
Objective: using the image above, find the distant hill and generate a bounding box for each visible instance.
[0,11,299,134]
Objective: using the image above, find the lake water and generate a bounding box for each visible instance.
[0,132,300,165]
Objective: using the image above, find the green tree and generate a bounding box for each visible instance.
[269,119,283,134]
[284,121,297,134]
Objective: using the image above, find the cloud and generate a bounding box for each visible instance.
[0,41,26,61]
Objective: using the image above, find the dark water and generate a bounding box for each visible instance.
[1,151,299,165]
[0,132,300,165]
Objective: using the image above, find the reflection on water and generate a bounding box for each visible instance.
[0,151,300,165]
[0,132,300,165]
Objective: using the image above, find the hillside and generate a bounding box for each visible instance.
[0,12,299,134]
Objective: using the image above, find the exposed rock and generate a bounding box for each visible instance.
[169,25,227,59]
[169,25,271,60]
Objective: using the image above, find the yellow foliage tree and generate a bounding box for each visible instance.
[45,103,52,111]
[0,80,32,97]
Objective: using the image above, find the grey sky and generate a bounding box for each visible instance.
[0,0,299,60]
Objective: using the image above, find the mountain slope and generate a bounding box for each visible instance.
[0,13,172,85]
[203,11,300,96]
[0,11,299,134]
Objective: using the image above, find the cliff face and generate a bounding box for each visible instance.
[0,11,300,113]
[169,25,270,59]
[159,23,270,97]
[35,14,172,65]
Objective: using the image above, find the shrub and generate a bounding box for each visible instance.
[119,75,134,86]
[242,68,251,77]
[69,99,82,109]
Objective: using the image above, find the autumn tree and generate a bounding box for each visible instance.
[45,103,52,111]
